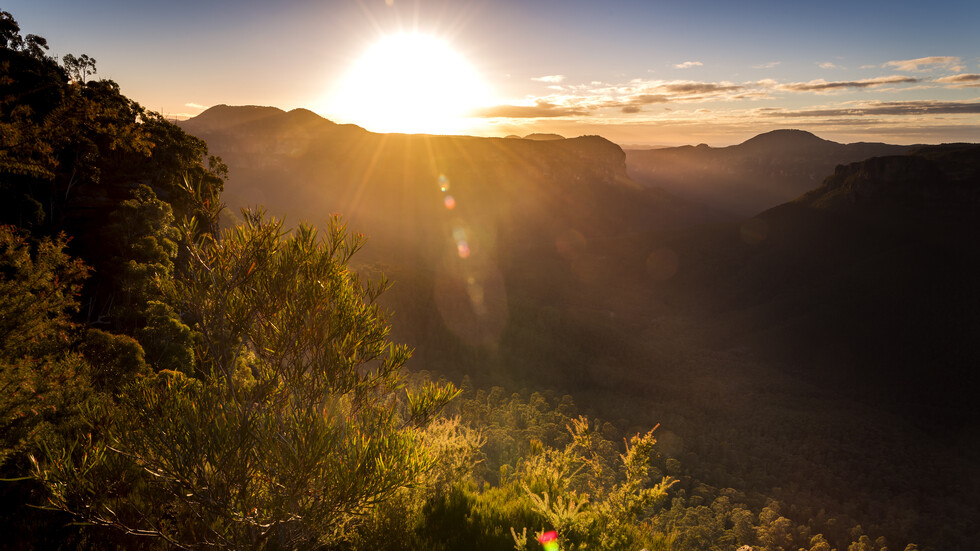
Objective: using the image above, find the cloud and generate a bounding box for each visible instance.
[661,82,742,94]
[532,75,566,83]
[627,94,670,105]
[761,100,980,118]
[473,101,588,118]
[752,61,781,69]
[935,74,980,87]
[777,75,919,92]
[885,56,960,71]
[184,102,206,110]
[935,73,980,83]
[818,62,840,69]
[476,78,758,120]
[674,61,703,69]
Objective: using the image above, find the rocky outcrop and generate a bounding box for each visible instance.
[799,144,980,211]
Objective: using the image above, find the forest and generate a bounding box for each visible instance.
[1,11,974,550]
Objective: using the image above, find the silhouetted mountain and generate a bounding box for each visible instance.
[522,133,565,141]
[736,128,834,152]
[625,129,911,217]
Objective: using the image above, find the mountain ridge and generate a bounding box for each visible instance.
[625,129,912,216]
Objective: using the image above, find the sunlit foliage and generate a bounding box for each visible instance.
[32,211,458,549]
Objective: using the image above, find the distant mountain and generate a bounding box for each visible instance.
[503,133,565,140]
[522,133,565,141]
[625,129,911,217]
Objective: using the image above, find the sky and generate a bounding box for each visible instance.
[6,0,980,145]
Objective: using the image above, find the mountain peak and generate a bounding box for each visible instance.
[194,104,285,123]
[523,133,566,141]
[736,129,838,151]
[180,105,350,139]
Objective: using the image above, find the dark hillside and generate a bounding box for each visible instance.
[647,144,980,429]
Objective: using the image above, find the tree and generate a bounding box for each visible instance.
[32,211,458,549]
[60,53,96,83]
[100,184,185,337]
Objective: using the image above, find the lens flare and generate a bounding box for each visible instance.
[538,530,559,551]
[433,260,507,347]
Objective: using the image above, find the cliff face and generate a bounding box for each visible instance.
[799,144,980,212]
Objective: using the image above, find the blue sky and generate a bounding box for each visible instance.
[6,0,980,145]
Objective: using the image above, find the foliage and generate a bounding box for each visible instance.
[79,328,147,393]
[510,416,676,551]
[346,386,678,551]
[32,211,458,550]
[0,225,88,360]
[0,225,93,550]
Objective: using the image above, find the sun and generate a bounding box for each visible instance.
[328,33,492,134]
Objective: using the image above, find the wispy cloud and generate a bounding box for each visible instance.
[473,100,587,118]
[818,62,840,70]
[885,56,961,71]
[935,73,980,88]
[776,75,919,92]
[661,82,741,94]
[474,64,977,126]
[475,79,749,119]
[761,100,980,118]
[185,102,206,110]
[674,61,703,69]
[532,75,566,83]
[752,61,781,69]
[935,74,980,83]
